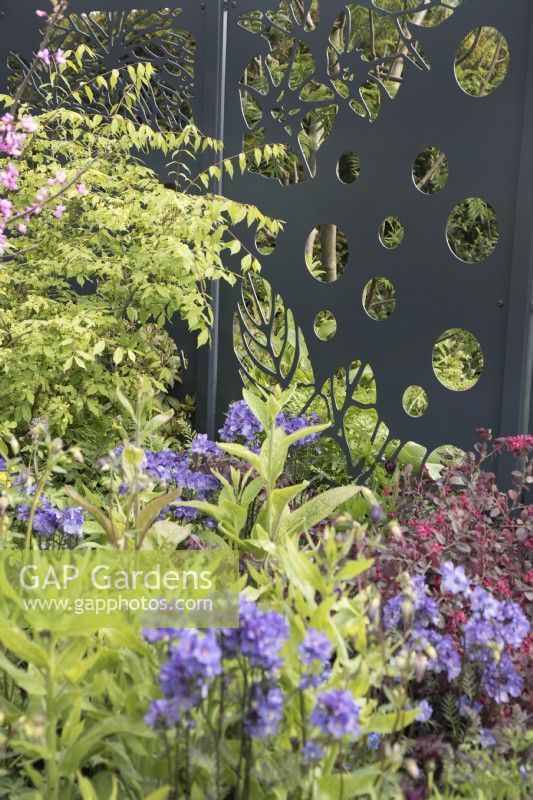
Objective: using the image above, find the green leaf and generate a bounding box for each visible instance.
[337,558,374,582]
[284,422,330,448]
[364,708,418,734]
[318,767,381,799]
[144,408,174,437]
[0,652,45,696]
[144,789,171,800]
[218,442,263,473]
[115,386,136,421]
[0,629,48,669]
[242,389,269,430]
[144,520,191,550]
[77,774,99,800]
[60,719,152,775]
[137,487,182,540]
[285,486,359,537]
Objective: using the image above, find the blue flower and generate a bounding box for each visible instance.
[143,628,180,643]
[367,732,382,750]
[33,500,60,537]
[237,597,289,675]
[441,561,470,595]
[458,695,482,717]
[479,728,496,748]
[302,740,324,762]
[189,434,221,457]
[298,629,332,666]
[59,506,84,537]
[415,700,433,723]
[310,689,360,740]
[219,400,262,446]
[244,683,284,739]
[144,699,180,730]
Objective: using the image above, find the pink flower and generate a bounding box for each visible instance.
[54,170,67,184]
[21,117,38,133]
[16,223,27,234]
[76,182,87,196]
[36,187,48,202]
[505,435,533,454]
[53,204,67,218]
[35,9,48,18]
[0,233,8,254]
[413,521,434,539]
[54,49,66,66]
[37,48,51,66]
[0,199,13,220]
[0,163,19,190]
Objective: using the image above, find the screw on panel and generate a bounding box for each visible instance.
[497,300,504,307]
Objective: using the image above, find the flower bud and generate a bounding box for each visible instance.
[367,597,381,624]
[50,438,63,456]
[423,643,438,662]
[9,435,19,455]
[70,446,84,463]
[405,759,420,780]
[413,653,428,682]
[401,598,414,626]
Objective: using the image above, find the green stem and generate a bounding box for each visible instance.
[45,637,59,800]
[25,475,47,552]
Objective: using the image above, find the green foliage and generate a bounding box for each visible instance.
[181,386,376,550]
[0,52,279,462]
[431,721,532,800]
[0,621,161,799]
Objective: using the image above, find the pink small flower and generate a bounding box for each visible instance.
[0,163,19,191]
[53,204,67,218]
[54,49,66,66]
[505,435,533,454]
[20,117,38,133]
[54,169,67,184]
[0,233,8,254]
[76,182,88,196]
[16,223,27,234]
[37,48,51,66]
[0,199,13,220]
[36,187,48,202]
[413,521,434,539]
[35,9,48,18]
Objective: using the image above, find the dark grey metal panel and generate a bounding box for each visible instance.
[216,0,533,468]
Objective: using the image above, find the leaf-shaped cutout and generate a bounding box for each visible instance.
[233,276,434,481]
[328,3,430,120]
[239,16,338,180]
[10,7,196,131]
[234,274,315,394]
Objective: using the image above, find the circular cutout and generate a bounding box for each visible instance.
[447,197,499,263]
[379,216,404,249]
[314,310,337,341]
[256,227,277,255]
[305,224,348,282]
[413,147,448,194]
[402,386,429,418]
[337,152,361,184]
[455,27,509,98]
[363,277,396,320]
[433,328,484,391]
